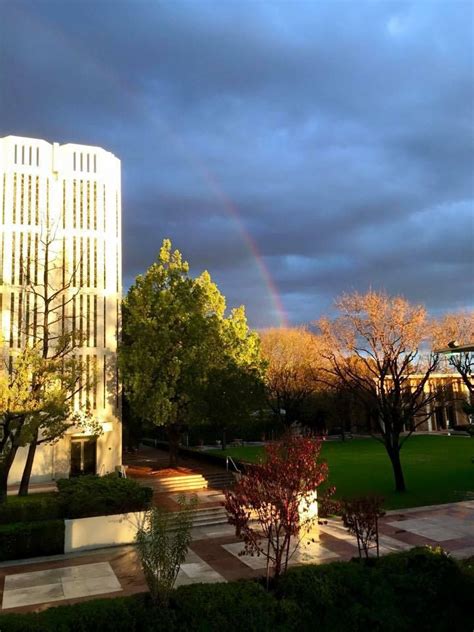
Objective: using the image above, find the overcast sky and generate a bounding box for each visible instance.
[1,1,473,327]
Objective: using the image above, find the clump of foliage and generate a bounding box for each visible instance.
[224,434,329,584]
[136,494,197,606]
[57,474,153,518]
[1,548,472,632]
[339,495,385,558]
[120,239,265,466]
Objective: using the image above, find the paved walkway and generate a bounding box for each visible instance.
[1,500,473,614]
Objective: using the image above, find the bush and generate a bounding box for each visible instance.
[0,493,62,524]
[277,547,474,632]
[57,475,153,518]
[172,581,279,631]
[0,520,64,561]
[0,549,472,631]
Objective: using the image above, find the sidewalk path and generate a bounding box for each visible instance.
[1,500,473,615]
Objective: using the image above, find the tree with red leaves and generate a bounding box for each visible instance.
[224,435,329,585]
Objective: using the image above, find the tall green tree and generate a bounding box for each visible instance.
[120,240,265,465]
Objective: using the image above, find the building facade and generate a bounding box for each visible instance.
[0,135,122,484]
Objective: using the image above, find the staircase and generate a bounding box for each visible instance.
[169,505,229,529]
[204,471,236,490]
[152,473,208,493]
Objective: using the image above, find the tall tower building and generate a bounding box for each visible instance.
[0,135,122,483]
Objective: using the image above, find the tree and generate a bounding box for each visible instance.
[136,494,197,605]
[224,434,329,586]
[433,312,474,410]
[260,327,322,428]
[0,225,94,499]
[120,239,265,465]
[318,290,439,493]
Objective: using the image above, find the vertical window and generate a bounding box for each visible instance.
[35,176,39,225]
[27,176,32,224]
[62,296,65,337]
[19,234,23,286]
[86,239,90,287]
[86,154,90,173]
[103,356,107,409]
[73,180,77,229]
[86,294,91,347]
[72,237,76,286]
[9,293,15,348]
[103,297,106,347]
[26,232,31,284]
[25,293,30,343]
[33,293,37,342]
[17,292,23,347]
[62,180,66,229]
[12,174,17,224]
[29,146,32,166]
[93,295,97,347]
[73,152,76,171]
[14,145,17,164]
[86,354,91,406]
[21,145,25,165]
[62,236,66,288]
[103,246,106,288]
[34,234,39,285]
[93,182,97,230]
[79,237,84,287]
[79,294,84,345]
[92,355,97,409]
[11,233,16,285]
[93,154,97,173]
[80,153,83,172]
[20,175,24,224]
[80,181,84,229]
[72,296,76,346]
[36,147,40,167]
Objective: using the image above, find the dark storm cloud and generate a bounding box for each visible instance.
[1,0,473,327]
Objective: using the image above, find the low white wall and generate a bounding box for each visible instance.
[64,511,146,553]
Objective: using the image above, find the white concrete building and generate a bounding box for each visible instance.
[0,135,122,484]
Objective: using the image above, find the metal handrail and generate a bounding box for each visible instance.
[226,455,241,474]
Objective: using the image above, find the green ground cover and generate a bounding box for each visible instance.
[208,436,474,510]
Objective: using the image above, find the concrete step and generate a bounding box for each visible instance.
[168,505,228,528]
[152,474,208,493]
[204,473,236,489]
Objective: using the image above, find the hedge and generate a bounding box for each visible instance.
[57,475,153,518]
[0,493,62,524]
[0,548,472,631]
[0,520,64,561]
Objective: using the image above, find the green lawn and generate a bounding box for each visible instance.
[208,436,474,510]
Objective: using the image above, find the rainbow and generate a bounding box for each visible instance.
[13,4,289,327]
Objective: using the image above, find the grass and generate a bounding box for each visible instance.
[207,435,474,510]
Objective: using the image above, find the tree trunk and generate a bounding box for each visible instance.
[167,424,180,468]
[0,446,18,503]
[18,432,38,496]
[387,445,406,492]
[222,428,227,451]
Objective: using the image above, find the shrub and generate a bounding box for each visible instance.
[136,496,196,605]
[172,581,279,631]
[57,475,153,518]
[0,493,62,524]
[0,520,64,561]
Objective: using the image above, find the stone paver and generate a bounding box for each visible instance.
[2,562,121,609]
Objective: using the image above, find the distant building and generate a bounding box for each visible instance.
[404,373,471,432]
[0,135,122,484]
